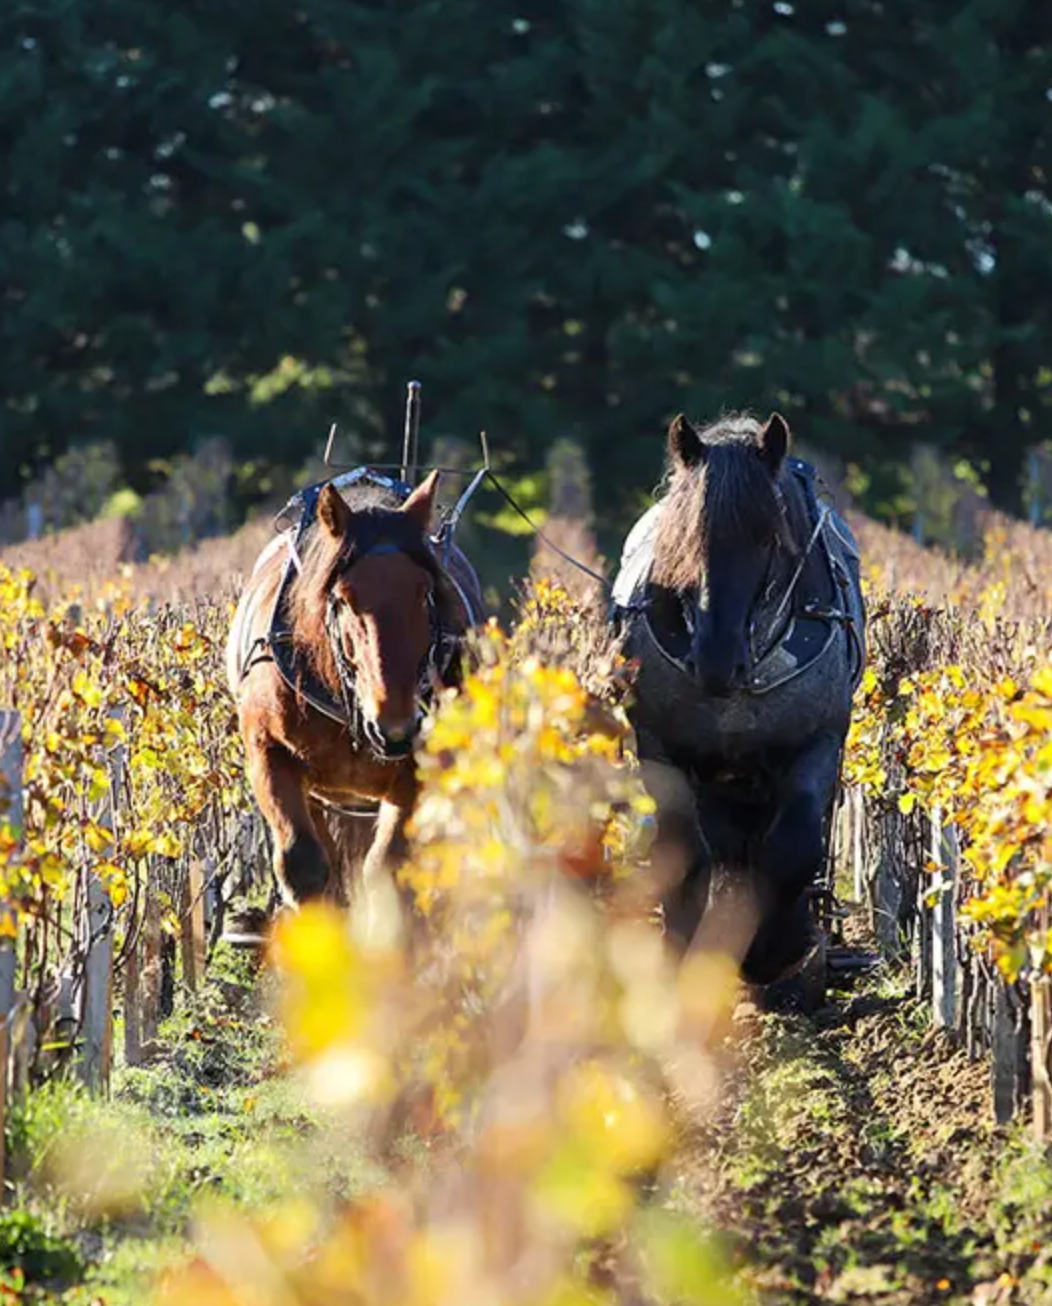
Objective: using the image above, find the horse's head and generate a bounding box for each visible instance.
[311,471,444,758]
[652,412,795,697]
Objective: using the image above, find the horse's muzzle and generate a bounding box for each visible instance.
[364,714,420,759]
[702,665,757,697]
[692,638,750,698]
[693,657,750,698]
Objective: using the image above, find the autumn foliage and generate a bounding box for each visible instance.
[0,562,245,948]
[5,497,1052,1300]
[155,579,740,1306]
[844,519,1052,981]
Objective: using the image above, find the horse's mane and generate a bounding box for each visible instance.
[287,484,435,691]
[651,413,789,593]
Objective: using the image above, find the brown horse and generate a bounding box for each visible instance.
[226,471,483,916]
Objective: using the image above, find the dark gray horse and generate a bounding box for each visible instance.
[612,412,865,1003]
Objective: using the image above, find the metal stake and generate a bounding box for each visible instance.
[323,422,338,468]
[401,381,422,486]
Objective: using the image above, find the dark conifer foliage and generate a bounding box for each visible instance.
[0,1,1049,513]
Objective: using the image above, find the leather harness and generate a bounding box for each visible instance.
[612,458,865,695]
[238,473,467,751]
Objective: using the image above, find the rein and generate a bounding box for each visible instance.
[771,506,827,626]
[285,467,609,600]
[482,471,611,593]
[489,466,861,694]
[748,500,831,663]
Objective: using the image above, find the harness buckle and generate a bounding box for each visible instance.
[801,600,853,623]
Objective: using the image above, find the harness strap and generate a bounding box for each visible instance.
[766,502,831,634]
[309,791,381,820]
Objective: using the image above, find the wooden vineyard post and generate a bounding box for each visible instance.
[914,815,933,1005]
[77,704,127,1091]
[991,980,1025,1126]
[1032,973,1052,1143]
[202,856,218,947]
[931,814,958,1031]
[832,789,848,895]
[834,786,865,905]
[141,875,162,1047]
[124,908,142,1068]
[851,788,865,908]
[872,805,904,959]
[1030,904,1052,1142]
[78,874,114,1092]
[0,712,22,1199]
[181,861,207,993]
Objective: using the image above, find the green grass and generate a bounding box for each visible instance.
[11,943,1052,1305]
[4,948,384,1304]
[684,967,1052,1305]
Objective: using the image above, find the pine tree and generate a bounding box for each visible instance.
[1,0,1050,518]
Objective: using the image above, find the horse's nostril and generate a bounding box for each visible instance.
[379,717,419,746]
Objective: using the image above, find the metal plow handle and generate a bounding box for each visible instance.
[401,380,422,486]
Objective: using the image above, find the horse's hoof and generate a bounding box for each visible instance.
[221,906,272,949]
[755,935,827,1015]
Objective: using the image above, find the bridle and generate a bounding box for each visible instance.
[323,541,458,761]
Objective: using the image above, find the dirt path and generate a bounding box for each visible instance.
[677,943,1052,1305]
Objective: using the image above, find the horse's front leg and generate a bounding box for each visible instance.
[246,740,331,906]
[745,732,842,987]
[360,791,419,935]
[638,754,711,954]
[361,797,409,884]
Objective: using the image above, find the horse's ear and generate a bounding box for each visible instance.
[317,484,351,539]
[759,413,790,472]
[401,469,441,529]
[668,414,706,468]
